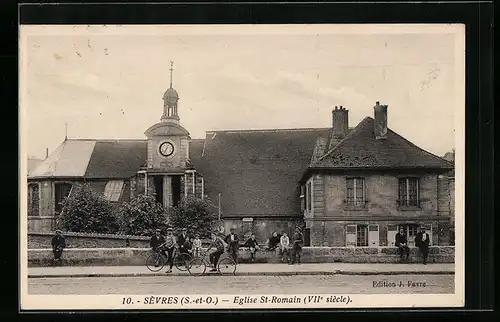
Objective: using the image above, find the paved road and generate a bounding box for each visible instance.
[28,274,454,295]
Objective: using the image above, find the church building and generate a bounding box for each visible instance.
[27,64,454,246]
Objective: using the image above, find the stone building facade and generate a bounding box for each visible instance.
[27,66,454,246]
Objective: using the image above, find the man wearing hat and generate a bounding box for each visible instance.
[51,230,66,266]
[224,227,240,262]
[290,226,304,265]
[150,229,166,250]
[415,226,430,265]
[177,228,191,255]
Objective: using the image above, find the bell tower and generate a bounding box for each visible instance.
[161,61,180,123]
[137,62,203,209]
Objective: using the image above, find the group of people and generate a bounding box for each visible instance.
[150,227,203,273]
[395,226,431,264]
[266,228,305,264]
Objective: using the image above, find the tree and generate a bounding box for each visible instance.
[117,193,168,236]
[57,183,119,233]
[168,196,218,238]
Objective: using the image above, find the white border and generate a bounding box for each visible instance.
[20,23,465,310]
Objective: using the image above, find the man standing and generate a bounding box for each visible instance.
[164,228,177,273]
[177,228,190,254]
[290,227,304,265]
[51,230,66,266]
[224,228,240,262]
[395,227,410,262]
[415,226,430,265]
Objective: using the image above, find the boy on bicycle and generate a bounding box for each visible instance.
[150,229,167,267]
[207,232,227,272]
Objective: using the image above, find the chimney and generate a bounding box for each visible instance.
[45,148,49,159]
[332,105,349,137]
[374,101,388,139]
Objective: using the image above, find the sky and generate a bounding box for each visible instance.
[21,25,463,160]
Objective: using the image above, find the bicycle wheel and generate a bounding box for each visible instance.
[145,252,166,272]
[174,253,192,271]
[218,257,236,275]
[187,257,206,276]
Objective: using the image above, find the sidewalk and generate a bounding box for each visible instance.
[28,263,455,278]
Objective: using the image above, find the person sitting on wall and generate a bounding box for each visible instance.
[51,230,66,266]
[244,233,260,263]
[279,232,290,263]
[150,229,167,267]
[415,226,430,265]
[224,228,240,262]
[290,227,304,265]
[267,231,281,252]
[395,227,410,263]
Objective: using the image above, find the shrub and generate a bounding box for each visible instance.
[117,193,168,236]
[167,196,218,238]
[57,183,119,233]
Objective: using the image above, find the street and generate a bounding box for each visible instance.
[28,274,454,294]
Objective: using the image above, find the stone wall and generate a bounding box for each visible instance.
[222,218,303,244]
[28,231,151,249]
[28,246,455,267]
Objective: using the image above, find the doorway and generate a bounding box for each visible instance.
[171,175,181,207]
[54,183,72,214]
[153,176,164,206]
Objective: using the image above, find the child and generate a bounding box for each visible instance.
[192,234,202,258]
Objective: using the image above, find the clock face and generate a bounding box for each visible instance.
[159,142,175,157]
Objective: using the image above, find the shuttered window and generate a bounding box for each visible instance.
[346,224,357,247]
[398,178,420,207]
[356,225,368,247]
[28,183,40,217]
[104,180,124,202]
[346,178,365,206]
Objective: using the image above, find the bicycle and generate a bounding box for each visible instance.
[187,249,237,276]
[145,247,192,272]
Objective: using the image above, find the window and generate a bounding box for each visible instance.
[28,183,40,217]
[346,224,374,247]
[346,177,365,206]
[104,180,124,202]
[398,223,424,247]
[300,185,305,211]
[398,178,420,207]
[54,183,72,214]
[356,225,368,246]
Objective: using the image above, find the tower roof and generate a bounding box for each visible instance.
[163,60,179,101]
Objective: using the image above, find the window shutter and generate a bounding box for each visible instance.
[346,178,354,204]
[387,224,398,246]
[345,224,357,247]
[355,178,364,206]
[368,224,379,246]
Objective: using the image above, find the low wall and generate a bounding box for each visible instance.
[28,246,455,267]
[28,231,151,249]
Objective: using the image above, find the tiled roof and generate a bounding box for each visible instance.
[196,128,330,217]
[312,117,454,170]
[84,140,147,179]
[27,158,44,176]
[29,140,97,178]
